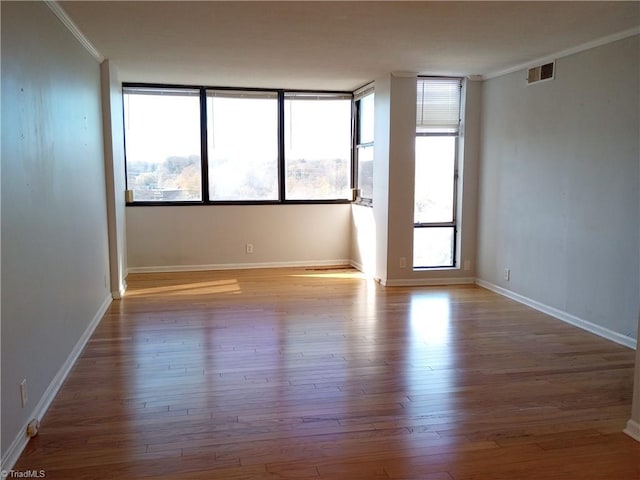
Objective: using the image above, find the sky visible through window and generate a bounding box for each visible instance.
[124,91,202,201]
[285,98,351,200]
[124,92,200,165]
[207,94,279,201]
[414,136,455,223]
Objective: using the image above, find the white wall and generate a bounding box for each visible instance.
[350,204,376,275]
[126,204,351,270]
[1,1,111,467]
[101,60,128,297]
[477,35,640,342]
[458,80,481,278]
[385,74,419,282]
[372,74,392,282]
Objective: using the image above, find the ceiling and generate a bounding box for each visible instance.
[60,1,640,91]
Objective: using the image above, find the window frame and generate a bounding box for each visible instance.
[353,83,374,206]
[122,86,204,203]
[283,91,354,202]
[122,82,354,206]
[413,77,462,269]
[205,89,280,202]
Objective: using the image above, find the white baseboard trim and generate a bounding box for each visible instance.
[475,279,636,350]
[624,419,640,442]
[349,259,364,272]
[384,277,476,287]
[112,280,127,299]
[127,259,352,274]
[349,260,377,278]
[348,261,474,287]
[1,294,112,472]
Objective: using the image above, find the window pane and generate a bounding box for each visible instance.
[413,227,454,268]
[358,93,374,144]
[284,95,351,200]
[207,92,278,201]
[414,136,455,223]
[357,145,373,200]
[124,89,201,201]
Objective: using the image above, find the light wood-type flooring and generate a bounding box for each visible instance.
[15,267,640,479]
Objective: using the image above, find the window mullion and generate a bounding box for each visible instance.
[351,98,357,192]
[277,90,285,202]
[415,222,456,228]
[452,134,459,225]
[200,87,209,203]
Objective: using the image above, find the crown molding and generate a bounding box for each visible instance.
[483,26,640,81]
[391,71,418,78]
[45,0,104,63]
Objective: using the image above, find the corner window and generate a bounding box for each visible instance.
[413,77,462,268]
[354,86,374,203]
[123,87,202,201]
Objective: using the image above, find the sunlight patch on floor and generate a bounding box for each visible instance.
[289,267,366,280]
[126,279,241,297]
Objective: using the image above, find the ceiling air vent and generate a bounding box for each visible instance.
[527,61,555,85]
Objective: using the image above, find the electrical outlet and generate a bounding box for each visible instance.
[246,243,254,254]
[399,257,407,268]
[504,268,510,281]
[20,379,27,408]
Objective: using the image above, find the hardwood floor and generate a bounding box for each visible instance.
[14,267,639,479]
